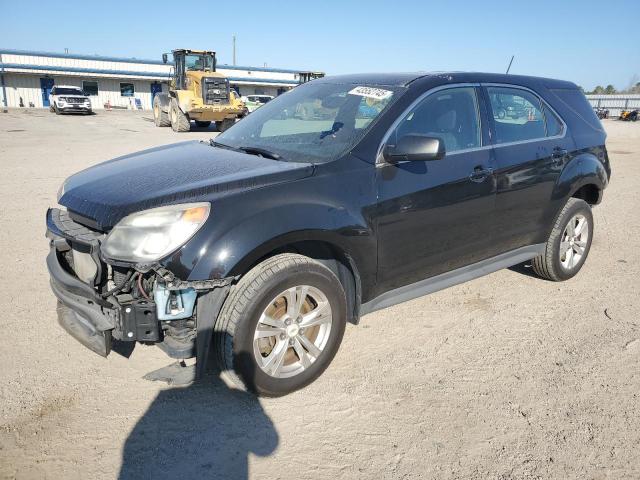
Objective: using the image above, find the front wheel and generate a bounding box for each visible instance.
[215,118,235,132]
[532,198,593,281]
[170,99,191,132]
[153,97,170,127]
[214,253,347,396]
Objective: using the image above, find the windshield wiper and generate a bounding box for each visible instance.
[238,146,282,160]
[210,140,282,160]
[209,139,241,151]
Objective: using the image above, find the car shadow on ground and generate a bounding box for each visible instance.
[508,260,540,279]
[118,352,278,480]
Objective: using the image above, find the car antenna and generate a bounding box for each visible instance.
[505,55,515,74]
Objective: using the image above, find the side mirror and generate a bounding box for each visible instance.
[162,53,168,64]
[383,134,446,162]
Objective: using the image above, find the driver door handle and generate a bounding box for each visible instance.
[469,166,493,183]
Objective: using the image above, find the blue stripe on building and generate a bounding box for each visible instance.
[0,48,304,74]
[0,63,299,86]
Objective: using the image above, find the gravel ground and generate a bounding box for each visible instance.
[0,110,638,480]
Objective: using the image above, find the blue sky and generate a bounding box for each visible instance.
[1,0,638,90]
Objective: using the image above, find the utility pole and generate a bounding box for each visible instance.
[232,35,236,66]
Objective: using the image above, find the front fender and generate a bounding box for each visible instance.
[189,201,374,281]
[155,92,170,112]
[157,155,377,297]
[174,90,195,113]
[553,151,608,203]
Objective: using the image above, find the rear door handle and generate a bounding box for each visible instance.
[469,166,493,183]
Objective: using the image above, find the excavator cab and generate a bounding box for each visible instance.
[166,49,217,90]
[155,48,244,132]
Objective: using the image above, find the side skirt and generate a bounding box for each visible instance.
[360,244,545,316]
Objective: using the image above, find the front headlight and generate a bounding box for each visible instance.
[58,97,67,102]
[101,203,210,263]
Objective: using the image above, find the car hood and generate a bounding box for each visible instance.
[59,140,314,229]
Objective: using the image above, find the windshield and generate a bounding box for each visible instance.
[216,82,400,163]
[185,54,214,71]
[55,88,84,95]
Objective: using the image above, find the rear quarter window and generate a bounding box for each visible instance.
[549,88,603,132]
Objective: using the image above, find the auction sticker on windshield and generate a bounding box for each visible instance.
[348,86,393,100]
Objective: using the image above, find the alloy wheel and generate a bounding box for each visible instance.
[560,213,589,269]
[253,285,332,378]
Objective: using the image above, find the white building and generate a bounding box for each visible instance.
[585,94,640,117]
[0,49,314,110]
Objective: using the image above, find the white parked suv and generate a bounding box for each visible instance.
[49,86,93,115]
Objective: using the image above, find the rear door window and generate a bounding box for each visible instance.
[543,104,564,137]
[486,87,546,144]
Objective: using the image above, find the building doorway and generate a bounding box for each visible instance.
[40,78,54,107]
[150,82,163,106]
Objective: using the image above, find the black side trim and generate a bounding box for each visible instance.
[361,244,545,316]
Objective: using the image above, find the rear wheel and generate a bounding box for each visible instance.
[153,97,170,127]
[532,198,593,281]
[214,253,347,396]
[170,99,190,132]
[194,120,211,128]
[216,118,235,132]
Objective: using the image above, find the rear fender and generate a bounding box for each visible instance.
[553,151,608,203]
[539,150,609,239]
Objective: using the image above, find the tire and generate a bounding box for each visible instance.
[214,253,347,396]
[194,120,211,128]
[153,97,170,127]
[216,118,235,132]
[532,198,593,281]
[170,99,190,132]
[54,104,61,115]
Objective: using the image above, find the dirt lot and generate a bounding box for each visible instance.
[0,109,638,480]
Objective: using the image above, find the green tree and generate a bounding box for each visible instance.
[593,85,605,94]
[604,84,617,94]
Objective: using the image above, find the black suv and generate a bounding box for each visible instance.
[46,73,610,396]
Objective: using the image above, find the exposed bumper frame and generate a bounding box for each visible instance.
[47,247,117,356]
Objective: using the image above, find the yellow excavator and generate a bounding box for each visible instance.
[153,49,246,132]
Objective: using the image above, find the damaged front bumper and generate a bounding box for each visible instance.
[45,207,232,368]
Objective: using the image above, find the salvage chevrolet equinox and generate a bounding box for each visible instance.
[46,73,610,396]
